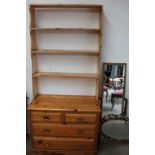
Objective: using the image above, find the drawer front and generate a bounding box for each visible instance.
[49,152,86,155]
[28,151,88,155]
[31,112,62,122]
[32,124,96,138]
[27,151,95,155]
[65,114,96,123]
[33,137,95,150]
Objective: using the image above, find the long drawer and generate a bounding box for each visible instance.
[31,112,62,123]
[28,150,96,155]
[32,123,96,138]
[65,114,96,123]
[33,137,95,150]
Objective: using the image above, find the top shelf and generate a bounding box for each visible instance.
[30,4,103,9]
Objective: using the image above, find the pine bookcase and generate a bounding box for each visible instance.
[28,4,103,155]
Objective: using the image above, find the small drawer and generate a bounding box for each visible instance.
[32,123,96,138]
[33,137,95,150]
[65,114,96,123]
[31,111,62,122]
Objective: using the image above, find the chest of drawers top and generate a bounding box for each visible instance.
[28,95,100,113]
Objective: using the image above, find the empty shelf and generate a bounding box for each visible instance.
[33,72,99,79]
[31,27,100,32]
[32,49,99,56]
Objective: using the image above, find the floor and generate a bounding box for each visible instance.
[98,136,129,155]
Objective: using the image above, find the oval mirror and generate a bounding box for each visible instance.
[101,114,129,142]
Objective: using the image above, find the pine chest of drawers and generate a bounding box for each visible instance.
[28,95,101,155]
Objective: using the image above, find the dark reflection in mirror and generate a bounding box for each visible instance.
[102,63,126,116]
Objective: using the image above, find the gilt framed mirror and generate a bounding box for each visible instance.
[101,114,129,143]
[101,63,127,116]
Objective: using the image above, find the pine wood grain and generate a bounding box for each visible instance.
[28,95,100,112]
[32,137,95,150]
[31,27,100,32]
[65,114,96,123]
[27,150,96,155]
[32,49,99,56]
[32,123,96,138]
[32,72,99,79]
[30,4,103,9]
[28,5,103,154]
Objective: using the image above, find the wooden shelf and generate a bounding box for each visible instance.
[33,72,99,79]
[30,4,103,9]
[31,27,100,32]
[32,49,99,56]
[29,4,103,100]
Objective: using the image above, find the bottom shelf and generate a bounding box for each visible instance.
[28,94,100,112]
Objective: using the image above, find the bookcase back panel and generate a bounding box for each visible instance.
[36,31,98,50]
[35,8,99,28]
[38,78,96,96]
[37,55,97,73]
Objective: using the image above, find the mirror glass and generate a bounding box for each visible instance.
[102,63,126,116]
[101,63,128,142]
[101,119,129,140]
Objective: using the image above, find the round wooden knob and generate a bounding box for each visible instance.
[45,143,49,147]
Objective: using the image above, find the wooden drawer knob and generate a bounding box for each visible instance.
[76,129,85,134]
[45,143,51,147]
[44,129,50,133]
[77,144,85,148]
[76,117,84,122]
[38,140,43,144]
[43,116,50,120]
[45,143,49,147]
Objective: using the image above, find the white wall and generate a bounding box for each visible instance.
[101,0,129,99]
[26,0,129,102]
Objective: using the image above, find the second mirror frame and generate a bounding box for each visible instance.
[101,62,127,115]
